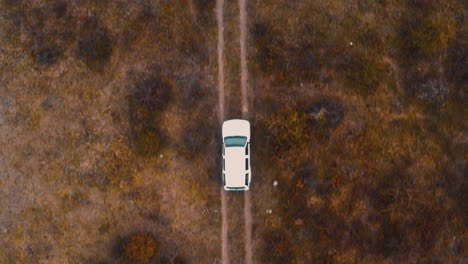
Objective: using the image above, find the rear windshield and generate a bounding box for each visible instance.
[224,136,247,147]
[226,187,246,190]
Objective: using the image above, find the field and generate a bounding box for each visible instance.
[0,0,466,263]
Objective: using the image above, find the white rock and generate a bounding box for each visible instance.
[273,181,278,187]
[160,154,163,158]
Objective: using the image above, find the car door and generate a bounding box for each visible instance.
[245,141,251,185]
[222,143,225,185]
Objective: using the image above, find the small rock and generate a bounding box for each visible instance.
[159,154,163,159]
[273,181,278,187]
[349,42,353,46]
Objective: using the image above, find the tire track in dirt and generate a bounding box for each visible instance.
[244,191,253,264]
[218,0,252,262]
[239,0,249,119]
[239,0,253,263]
[217,0,225,125]
[216,0,229,263]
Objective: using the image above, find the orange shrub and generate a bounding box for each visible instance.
[125,233,157,263]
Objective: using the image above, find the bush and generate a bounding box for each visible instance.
[400,1,457,60]
[128,75,172,156]
[267,105,310,152]
[343,52,389,96]
[252,22,286,77]
[261,230,293,264]
[36,47,62,66]
[181,118,213,157]
[124,233,157,264]
[61,191,88,212]
[129,77,172,114]
[133,127,162,157]
[267,97,343,152]
[445,29,467,87]
[357,23,385,54]
[194,0,216,26]
[252,21,323,85]
[78,27,113,71]
[406,16,456,58]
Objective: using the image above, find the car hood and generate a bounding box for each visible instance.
[225,147,246,187]
[222,119,250,139]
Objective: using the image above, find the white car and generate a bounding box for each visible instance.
[222,119,251,191]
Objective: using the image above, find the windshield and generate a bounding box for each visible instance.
[224,136,247,147]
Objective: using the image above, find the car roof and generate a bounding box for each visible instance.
[224,144,247,187]
[222,119,250,139]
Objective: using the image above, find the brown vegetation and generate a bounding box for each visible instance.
[266,96,344,152]
[128,75,172,156]
[0,0,465,263]
[342,51,390,96]
[78,26,113,72]
[261,230,293,264]
[124,233,157,264]
[399,0,458,60]
[251,0,466,263]
[0,0,218,262]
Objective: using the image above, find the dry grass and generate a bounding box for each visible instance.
[250,0,466,263]
[0,0,466,263]
[0,0,219,262]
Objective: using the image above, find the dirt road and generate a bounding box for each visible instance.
[218,0,252,263]
[239,0,249,118]
[239,0,253,263]
[216,0,229,263]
